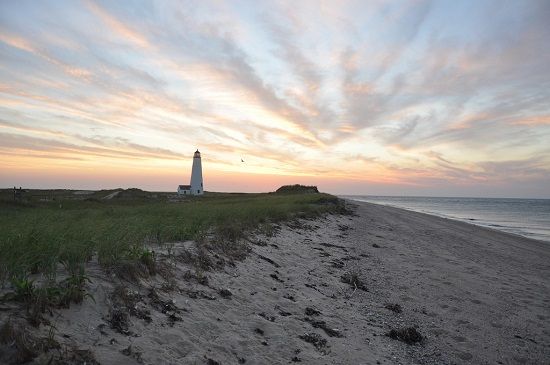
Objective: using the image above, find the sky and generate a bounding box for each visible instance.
[1,0,549,197]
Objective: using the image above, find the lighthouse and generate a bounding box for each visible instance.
[190,149,203,195]
[177,149,204,196]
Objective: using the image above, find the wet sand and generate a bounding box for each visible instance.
[2,200,549,364]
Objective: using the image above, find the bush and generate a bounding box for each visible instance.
[275,185,319,194]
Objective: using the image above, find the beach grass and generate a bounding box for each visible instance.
[0,189,346,287]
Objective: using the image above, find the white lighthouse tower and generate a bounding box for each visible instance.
[190,149,204,195]
[177,149,204,196]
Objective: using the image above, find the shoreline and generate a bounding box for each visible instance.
[1,199,549,364]
[343,196,550,243]
[345,198,550,247]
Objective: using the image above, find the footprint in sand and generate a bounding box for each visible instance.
[456,351,473,360]
[172,341,194,357]
[512,355,529,364]
[452,335,467,343]
[431,328,448,336]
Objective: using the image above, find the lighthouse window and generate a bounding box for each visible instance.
[197,190,200,194]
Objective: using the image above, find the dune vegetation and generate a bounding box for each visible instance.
[0,188,347,310]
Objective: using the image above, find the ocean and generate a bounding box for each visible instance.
[342,196,550,243]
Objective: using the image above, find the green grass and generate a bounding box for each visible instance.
[0,189,347,285]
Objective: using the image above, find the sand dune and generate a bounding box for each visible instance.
[1,200,549,364]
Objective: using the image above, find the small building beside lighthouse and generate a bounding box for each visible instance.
[177,184,191,195]
[177,149,204,196]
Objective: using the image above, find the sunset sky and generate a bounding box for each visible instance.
[1,0,549,197]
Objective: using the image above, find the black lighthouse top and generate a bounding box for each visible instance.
[194,149,201,158]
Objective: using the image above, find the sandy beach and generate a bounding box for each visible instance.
[2,200,549,364]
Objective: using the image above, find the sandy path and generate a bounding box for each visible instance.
[102,191,121,200]
[2,201,549,364]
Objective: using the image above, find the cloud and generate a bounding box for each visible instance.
[84,0,151,49]
[261,12,336,130]
[476,157,550,181]
[0,132,185,161]
[0,119,66,137]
